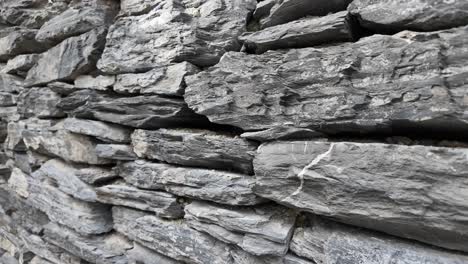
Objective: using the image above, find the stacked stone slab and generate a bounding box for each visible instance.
[1,0,468,263]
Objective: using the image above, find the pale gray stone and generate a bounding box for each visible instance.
[290,215,468,264]
[118,160,264,206]
[112,206,233,264]
[43,222,132,264]
[185,26,468,133]
[114,62,199,96]
[74,75,115,90]
[241,11,352,54]
[185,201,297,256]
[254,141,468,252]
[46,81,77,95]
[25,27,107,86]
[0,92,16,107]
[30,257,54,264]
[127,242,181,264]
[3,54,39,77]
[0,28,47,61]
[0,73,24,93]
[253,0,352,29]
[95,144,137,160]
[58,89,207,129]
[63,118,132,143]
[96,180,183,218]
[75,166,118,185]
[132,129,257,174]
[119,0,161,16]
[98,0,256,73]
[17,87,65,119]
[349,0,468,32]
[5,119,58,152]
[241,126,323,142]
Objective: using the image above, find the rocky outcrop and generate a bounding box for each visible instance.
[185,26,468,134]
[132,129,257,174]
[118,160,264,206]
[254,141,468,252]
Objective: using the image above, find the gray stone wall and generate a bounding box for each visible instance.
[1,0,468,263]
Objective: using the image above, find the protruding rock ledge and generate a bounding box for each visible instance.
[290,215,468,264]
[185,26,468,134]
[132,129,258,174]
[254,141,468,252]
[95,144,137,160]
[118,160,264,206]
[63,118,132,143]
[185,201,297,256]
[58,89,208,129]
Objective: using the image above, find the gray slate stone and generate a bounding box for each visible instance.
[35,1,118,45]
[23,168,113,235]
[43,223,132,264]
[75,166,118,185]
[230,249,313,264]
[241,126,323,142]
[25,27,107,86]
[349,0,468,32]
[254,141,468,252]
[95,144,137,160]
[63,118,132,143]
[74,75,115,90]
[98,0,256,73]
[119,0,161,16]
[0,73,24,93]
[127,242,181,264]
[114,62,199,96]
[290,215,468,264]
[0,28,47,61]
[58,89,207,129]
[132,129,258,174]
[185,26,468,133]
[112,206,233,264]
[241,11,352,54]
[96,180,183,218]
[3,54,39,77]
[23,126,112,165]
[17,87,65,119]
[253,0,352,29]
[30,257,54,264]
[118,160,264,206]
[185,201,297,256]
[0,92,16,107]
[5,118,58,152]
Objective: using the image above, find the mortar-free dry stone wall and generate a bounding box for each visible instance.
[0,0,468,263]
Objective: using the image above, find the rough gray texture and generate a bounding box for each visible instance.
[114,62,199,96]
[95,144,137,160]
[241,11,352,53]
[254,141,468,252]
[0,28,47,62]
[290,215,468,264]
[253,0,352,28]
[96,180,184,218]
[349,0,468,32]
[241,126,323,142]
[132,129,257,174]
[118,160,264,206]
[17,88,64,119]
[74,75,115,90]
[185,26,468,133]
[63,118,132,143]
[58,89,208,129]
[3,54,39,77]
[97,0,256,73]
[126,242,181,264]
[185,201,296,256]
[25,28,107,87]
[113,206,234,264]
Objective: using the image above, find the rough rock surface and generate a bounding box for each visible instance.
[185,26,468,133]
[25,28,107,86]
[118,160,264,206]
[58,89,208,129]
[132,129,257,174]
[349,0,468,32]
[113,206,233,264]
[63,118,132,143]
[254,141,468,252]
[98,0,257,73]
[3,54,39,76]
[96,180,183,218]
[290,215,468,264]
[0,28,47,61]
[126,242,181,264]
[74,75,115,90]
[241,11,353,53]
[17,88,64,119]
[114,62,199,96]
[95,144,137,160]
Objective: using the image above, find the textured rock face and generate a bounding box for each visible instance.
[186,26,468,133]
[98,0,256,73]
[25,28,107,86]
[118,160,264,206]
[132,129,257,174]
[2,0,468,263]
[58,89,208,129]
[290,215,468,264]
[349,0,468,32]
[254,141,468,252]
